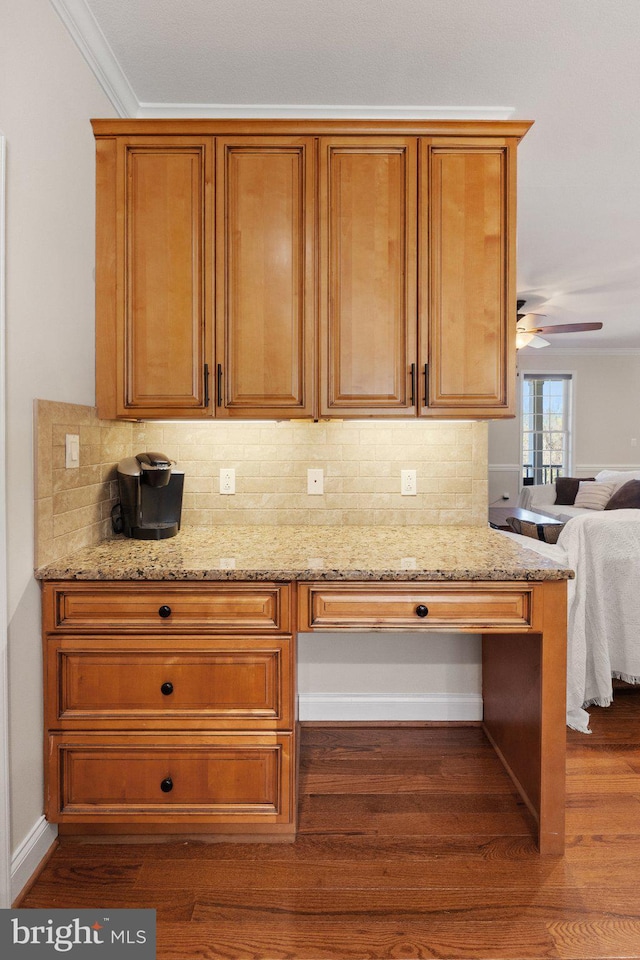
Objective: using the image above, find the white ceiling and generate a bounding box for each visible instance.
[54,0,640,351]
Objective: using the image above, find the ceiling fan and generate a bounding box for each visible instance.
[516,299,603,349]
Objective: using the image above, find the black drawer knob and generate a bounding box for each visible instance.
[160,777,173,793]
[415,604,429,618]
[158,605,172,619]
[160,682,174,696]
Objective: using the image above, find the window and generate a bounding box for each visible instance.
[521,374,572,486]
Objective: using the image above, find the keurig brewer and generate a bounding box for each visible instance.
[116,452,184,539]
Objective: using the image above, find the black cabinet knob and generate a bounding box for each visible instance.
[415,604,429,618]
[158,605,172,619]
[160,682,174,696]
[160,777,173,793]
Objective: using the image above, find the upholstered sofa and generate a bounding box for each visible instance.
[517,470,640,521]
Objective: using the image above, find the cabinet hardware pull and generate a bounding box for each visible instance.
[158,605,172,619]
[160,682,174,696]
[217,363,223,407]
[423,364,429,406]
[204,363,210,407]
[160,777,173,793]
[410,363,416,407]
[415,604,429,618]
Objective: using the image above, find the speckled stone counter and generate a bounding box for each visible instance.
[35,525,573,582]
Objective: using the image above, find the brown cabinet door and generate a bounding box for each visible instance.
[215,137,315,418]
[319,138,417,417]
[96,136,213,419]
[420,139,516,418]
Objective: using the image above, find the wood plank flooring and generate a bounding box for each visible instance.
[17,688,640,959]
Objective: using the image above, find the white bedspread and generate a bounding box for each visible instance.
[501,510,640,732]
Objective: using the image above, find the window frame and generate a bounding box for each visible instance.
[519,370,575,489]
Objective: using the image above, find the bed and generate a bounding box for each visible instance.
[501,509,640,732]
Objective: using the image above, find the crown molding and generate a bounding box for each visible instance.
[49,0,138,117]
[49,2,515,123]
[136,103,515,120]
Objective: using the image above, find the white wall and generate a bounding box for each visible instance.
[489,351,640,504]
[1,0,115,890]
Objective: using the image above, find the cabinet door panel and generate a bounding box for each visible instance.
[422,140,516,417]
[320,138,417,416]
[216,138,315,417]
[113,139,213,418]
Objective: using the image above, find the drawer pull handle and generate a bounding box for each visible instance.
[160,777,173,793]
[160,682,174,696]
[415,604,429,618]
[158,605,172,619]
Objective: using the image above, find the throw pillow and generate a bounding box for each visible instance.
[574,480,617,511]
[554,476,595,505]
[604,478,640,510]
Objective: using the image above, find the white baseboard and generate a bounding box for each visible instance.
[298,693,483,722]
[11,817,57,904]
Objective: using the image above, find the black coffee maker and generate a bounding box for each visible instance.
[116,452,184,540]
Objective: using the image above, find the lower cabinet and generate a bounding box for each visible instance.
[42,582,297,837]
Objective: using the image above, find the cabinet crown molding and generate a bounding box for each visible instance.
[91,118,533,139]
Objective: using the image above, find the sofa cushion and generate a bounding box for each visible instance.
[574,480,617,511]
[604,478,640,510]
[555,476,595,505]
[595,470,640,492]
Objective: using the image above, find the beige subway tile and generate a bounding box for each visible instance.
[259,460,296,477]
[35,426,53,501]
[183,476,214,494]
[53,503,103,539]
[52,484,108,515]
[359,459,393,478]
[343,443,377,462]
[100,442,135,465]
[325,460,359,478]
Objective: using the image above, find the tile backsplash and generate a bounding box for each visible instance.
[34,399,488,568]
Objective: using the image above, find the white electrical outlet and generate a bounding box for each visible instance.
[307,468,324,495]
[219,467,235,494]
[401,469,417,496]
[65,434,80,470]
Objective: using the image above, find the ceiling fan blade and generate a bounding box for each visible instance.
[531,322,604,335]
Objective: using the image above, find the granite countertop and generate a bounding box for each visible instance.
[35,525,574,582]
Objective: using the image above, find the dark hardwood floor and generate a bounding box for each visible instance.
[18,689,640,959]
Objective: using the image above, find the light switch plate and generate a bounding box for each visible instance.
[65,434,80,469]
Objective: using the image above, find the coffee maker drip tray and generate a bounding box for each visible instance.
[128,521,180,541]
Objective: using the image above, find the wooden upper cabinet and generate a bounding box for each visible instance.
[215,138,315,418]
[95,136,213,419]
[420,139,517,417]
[319,138,417,417]
[92,120,530,421]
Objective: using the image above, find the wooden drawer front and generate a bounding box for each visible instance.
[49,637,292,728]
[48,734,292,823]
[299,583,533,630]
[45,583,290,633]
